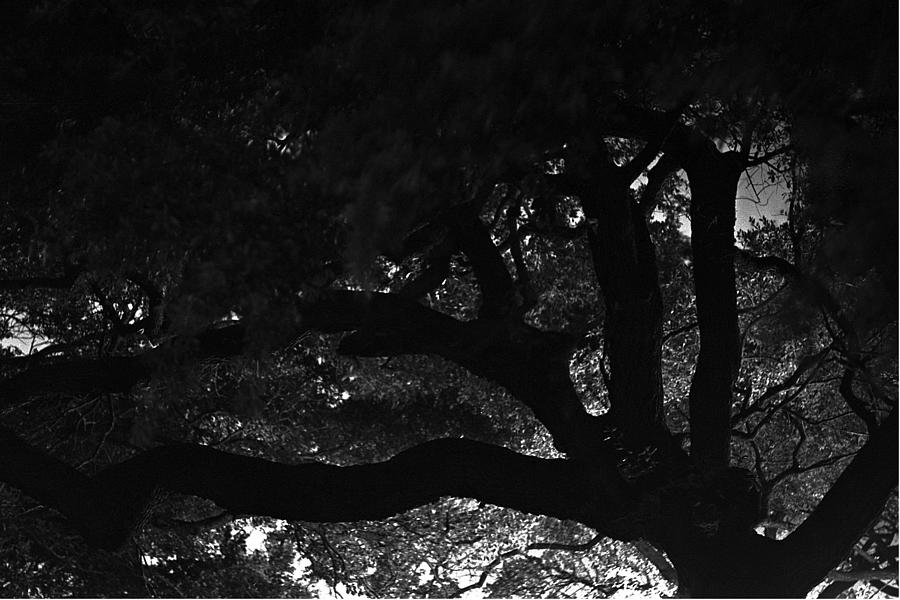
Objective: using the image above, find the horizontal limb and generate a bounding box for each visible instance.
[0,429,618,550]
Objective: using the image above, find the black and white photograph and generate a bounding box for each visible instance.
[0,1,896,597]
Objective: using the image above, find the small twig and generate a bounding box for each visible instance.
[827,568,898,582]
[744,144,793,167]
[450,534,603,598]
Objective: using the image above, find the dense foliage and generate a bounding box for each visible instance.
[0,1,896,597]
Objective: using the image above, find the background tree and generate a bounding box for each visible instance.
[0,1,896,597]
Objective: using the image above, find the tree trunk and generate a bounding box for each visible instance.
[682,149,743,471]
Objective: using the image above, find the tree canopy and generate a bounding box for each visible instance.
[0,1,896,597]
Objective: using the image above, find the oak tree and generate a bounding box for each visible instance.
[0,1,896,596]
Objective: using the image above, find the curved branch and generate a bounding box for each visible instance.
[619,108,683,185]
[3,288,607,470]
[0,430,611,551]
[736,248,893,409]
[304,290,619,465]
[452,550,515,597]
[839,368,878,432]
[451,533,604,598]
[451,209,516,318]
[734,248,853,341]
[638,154,679,216]
[776,407,898,595]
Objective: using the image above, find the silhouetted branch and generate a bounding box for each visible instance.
[826,568,898,582]
[731,346,832,424]
[745,144,793,167]
[451,534,604,598]
[451,208,516,318]
[839,369,878,432]
[0,429,609,551]
[780,408,898,593]
[89,280,132,339]
[663,282,786,344]
[734,248,857,351]
[125,272,166,337]
[0,324,245,405]
[681,143,745,470]
[638,154,679,216]
[505,199,534,308]
[0,264,82,291]
[304,290,620,462]
[619,107,683,185]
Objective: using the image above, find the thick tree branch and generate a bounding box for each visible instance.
[2,287,609,475]
[618,108,683,185]
[596,99,749,470]
[505,200,532,303]
[0,429,613,551]
[682,146,744,471]
[0,355,153,402]
[302,290,471,358]
[89,280,132,340]
[736,248,892,409]
[304,290,614,462]
[839,368,878,432]
[638,154,679,217]
[598,102,695,159]
[577,144,668,448]
[775,407,898,595]
[302,290,636,508]
[450,210,516,318]
[735,249,854,343]
[0,265,82,291]
[0,324,245,405]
